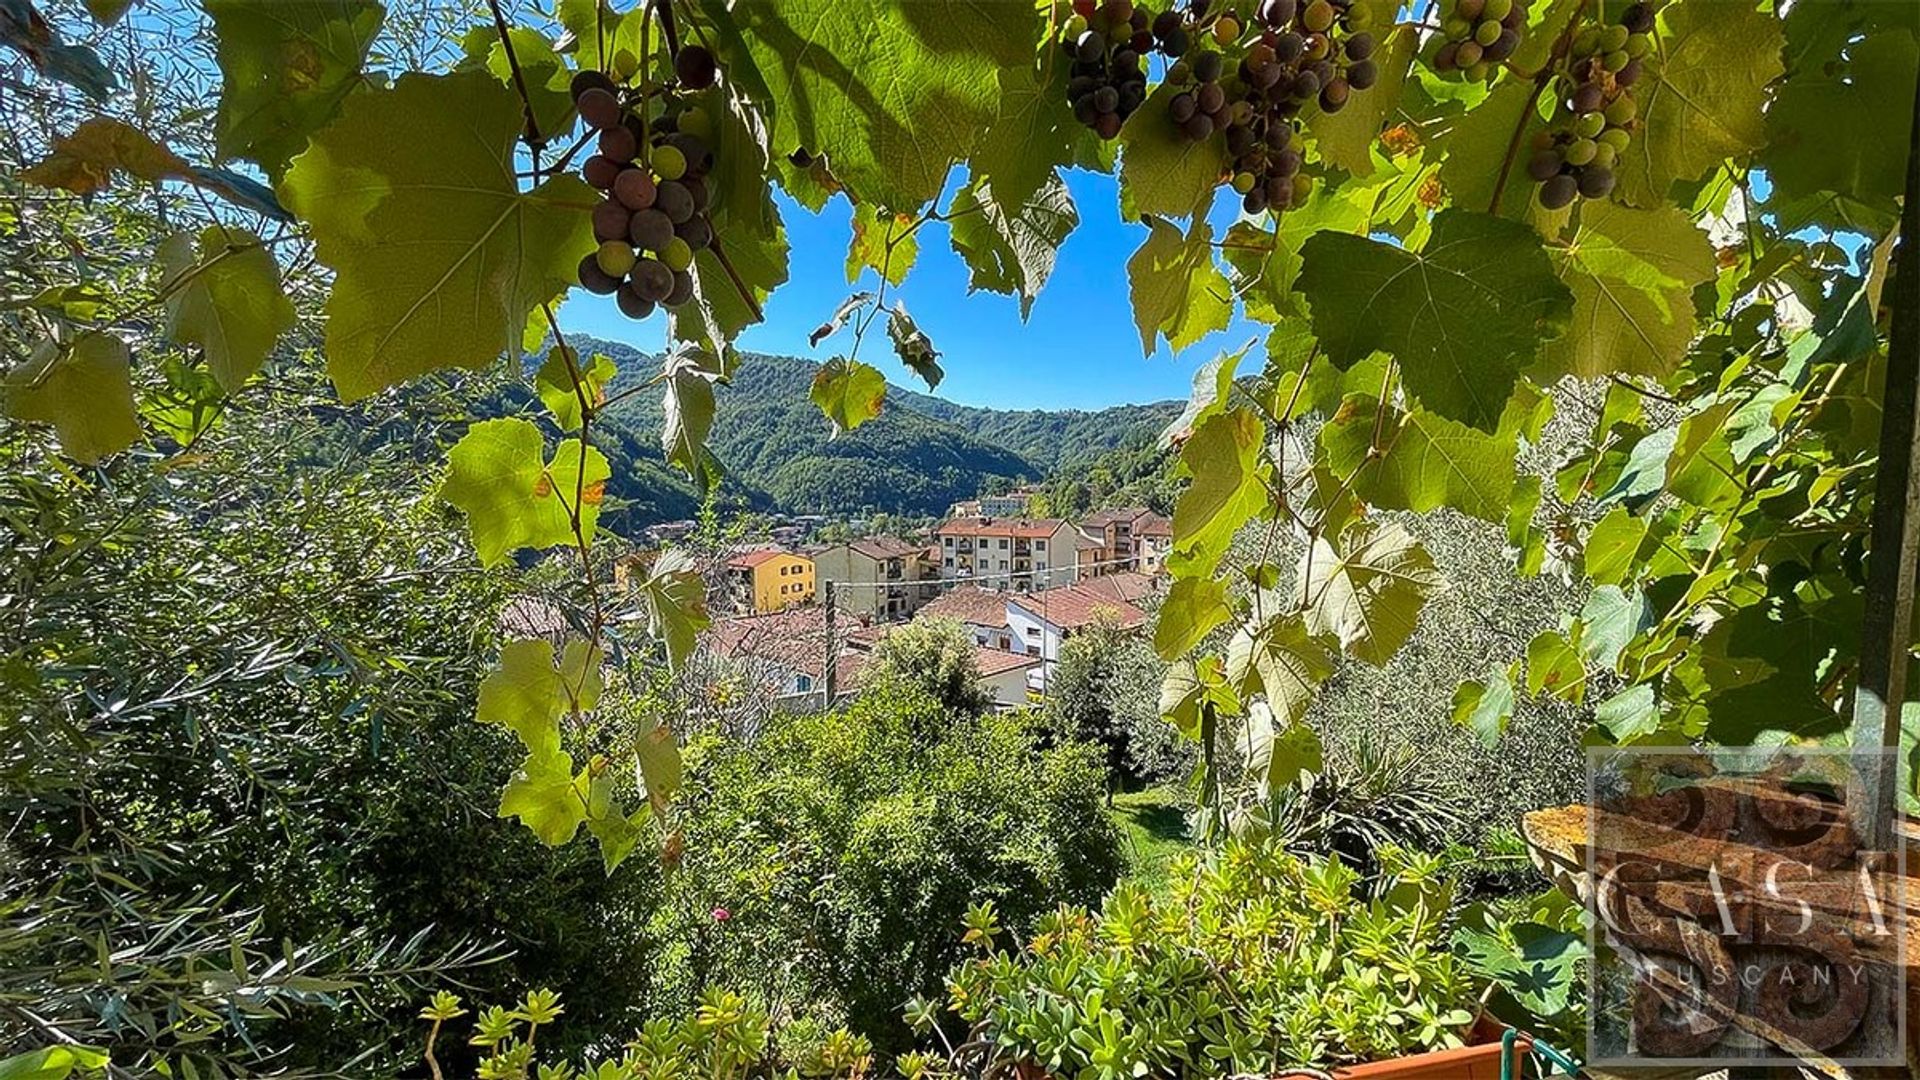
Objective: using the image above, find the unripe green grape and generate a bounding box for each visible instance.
[1232,171,1257,194]
[1444,15,1473,39]
[1575,111,1606,138]
[1291,172,1313,203]
[1573,27,1601,55]
[1590,142,1616,168]
[1474,19,1501,46]
[1563,137,1597,166]
[1346,1,1374,28]
[651,143,688,181]
[597,239,637,278]
[1599,127,1632,151]
[1466,59,1491,80]
[1456,0,1485,19]
[1064,13,1089,37]
[1303,0,1335,32]
[1601,24,1629,51]
[1604,48,1630,72]
[660,236,694,271]
[1482,0,1512,18]
[1625,32,1651,57]
[1604,94,1637,124]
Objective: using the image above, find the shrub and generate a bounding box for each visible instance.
[648,679,1124,1049]
[934,841,1481,1077]
[862,618,992,716]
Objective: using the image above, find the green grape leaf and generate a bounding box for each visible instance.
[1305,24,1418,177]
[676,209,790,351]
[1537,202,1717,381]
[5,333,141,464]
[1221,179,1376,325]
[1127,216,1232,358]
[810,357,887,435]
[499,749,589,846]
[280,71,597,401]
[1435,81,1570,229]
[86,0,133,24]
[22,118,188,195]
[204,0,383,181]
[1452,663,1516,749]
[475,636,603,763]
[1296,209,1572,430]
[662,348,721,488]
[587,803,650,873]
[1159,341,1252,449]
[1525,628,1585,703]
[633,718,683,816]
[723,0,1034,208]
[1118,79,1228,219]
[885,302,942,389]
[556,0,646,78]
[1583,506,1647,586]
[157,225,296,392]
[1225,614,1335,726]
[0,1044,111,1080]
[1765,30,1919,210]
[1579,585,1650,670]
[1170,407,1269,578]
[1299,519,1443,666]
[635,550,710,670]
[970,64,1081,214]
[442,417,610,566]
[1160,656,1241,737]
[1243,700,1325,795]
[946,173,1078,320]
[1616,0,1785,207]
[1317,389,1545,523]
[846,202,919,286]
[1594,684,1660,743]
[1154,576,1232,660]
[1453,917,1586,1020]
[536,346,617,431]
[469,26,577,143]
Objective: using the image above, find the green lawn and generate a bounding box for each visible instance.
[1108,786,1195,896]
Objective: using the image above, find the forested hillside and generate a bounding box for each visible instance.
[574,338,1181,520]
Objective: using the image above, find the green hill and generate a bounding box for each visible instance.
[572,337,1182,523]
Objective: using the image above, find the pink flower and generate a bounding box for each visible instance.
[712,906,731,922]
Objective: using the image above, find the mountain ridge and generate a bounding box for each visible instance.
[571,335,1183,523]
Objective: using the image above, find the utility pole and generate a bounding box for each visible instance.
[821,579,837,711]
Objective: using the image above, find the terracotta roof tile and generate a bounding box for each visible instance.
[1008,583,1147,631]
[934,517,1068,540]
[918,586,1010,629]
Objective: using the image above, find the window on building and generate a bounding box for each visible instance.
[1035,540,1046,551]
[998,538,1008,549]
[796,674,813,692]
[1026,626,1040,638]
[999,559,1008,569]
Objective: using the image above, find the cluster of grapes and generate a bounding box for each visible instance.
[1061,0,1157,139]
[1431,0,1528,82]
[569,45,720,320]
[1525,3,1650,208]
[1168,0,1379,214]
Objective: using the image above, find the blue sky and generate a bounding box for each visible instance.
[559,170,1262,412]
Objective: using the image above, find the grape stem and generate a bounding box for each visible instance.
[705,227,765,322]
[1487,0,1589,216]
[487,0,544,148]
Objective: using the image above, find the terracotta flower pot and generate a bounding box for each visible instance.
[1328,1036,1526,1080]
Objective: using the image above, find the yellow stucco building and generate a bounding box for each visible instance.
[726,549,815,613]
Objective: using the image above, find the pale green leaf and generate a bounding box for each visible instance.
[1435,81,1571,229]
[846,202,918,286]
[1170,407,1269,577]
[158,225,296,391]
[499,750,588,846]
[442,417,610,566]
[1524,629,1585,703]
[1243,700,1324,796]
[1298,519,1443,666]
[556,0,646,78]
[535,346,617,431]
[1595,684,1660,743]
[280,71,596,401]
[476,639,568,758]
[633,718,683,815]
[1316,391,1544,523]
[1295,209,1573,430]
[810,357,886,435]
[1220,179,1376,325]
[1583,506,1646,586]
[1118,79,1228,219]
[662,349,721,488]
[722,0,1035,208]
[1153,576,1232,660]
[1127,216,1232,358]
[946,173,1078,320]
[5,333,141,464]
[969,64,1081,213]
[205,0,383,180]
[1579,585,1650,670]
[0,1044,111,1080]
[1305,24,1417,177]
[1159,342,1252,449]
[1615,0,1785,207]
[636,549,710,670]
[1451,663,1515,749]
[1537,202,1717,382]
[1225,613,1334,725]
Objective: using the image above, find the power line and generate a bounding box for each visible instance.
[801,551,1159,590]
